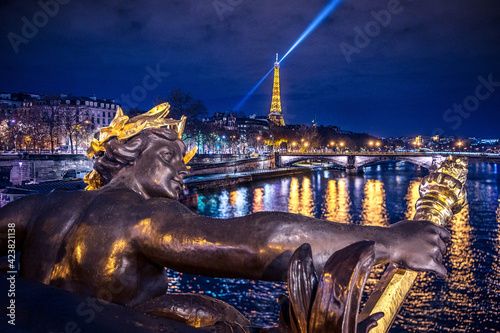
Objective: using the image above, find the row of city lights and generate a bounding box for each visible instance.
[216,135,476,151]
[254,136,383,148]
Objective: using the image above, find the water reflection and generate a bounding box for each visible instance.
[300,177,314,217]
[361,179,388,227]
[218,189,231,218]
[497,196,500,224]
[232,188,249,217]
[322,179,352,223]
[404,180,420,220]
[288,178,300,214]
[264,184,274,211]
[252,188,264,212]
[444,205,474,331]
[287,177,314,217]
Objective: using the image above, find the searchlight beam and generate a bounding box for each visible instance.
[234,0,343,110]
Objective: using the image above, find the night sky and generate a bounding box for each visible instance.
[1,0,499,138]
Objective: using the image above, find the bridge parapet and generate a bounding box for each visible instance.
[276,153,446,171]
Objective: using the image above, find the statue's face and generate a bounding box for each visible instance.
[132,137,188,199]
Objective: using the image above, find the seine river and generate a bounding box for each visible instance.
[168,161,500,332]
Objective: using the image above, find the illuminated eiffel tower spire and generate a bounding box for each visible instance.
[269,53,285,126]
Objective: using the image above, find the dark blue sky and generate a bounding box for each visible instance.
[1,0,499,137]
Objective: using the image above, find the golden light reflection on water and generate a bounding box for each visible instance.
[253,188,264,212]
[322,179,352,223]
[300,178,314,217]
[497,196,500,224]
[404,180,421,220]
[230,190,237,207]
[360,179,388,227]
[287,177,314,217]
[288,178,299,214]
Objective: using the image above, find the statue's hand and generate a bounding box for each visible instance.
[385,220,451,278]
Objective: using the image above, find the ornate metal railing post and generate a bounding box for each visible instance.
[359,156,468,333]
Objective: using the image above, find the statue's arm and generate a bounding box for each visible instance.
[134,201,449,281]
[0,195,37,257]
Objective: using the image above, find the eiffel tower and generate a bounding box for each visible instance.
[268,53,285,126]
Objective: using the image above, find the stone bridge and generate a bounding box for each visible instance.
[276,152,446,172]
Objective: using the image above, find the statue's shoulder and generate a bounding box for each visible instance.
[88,189,192,215]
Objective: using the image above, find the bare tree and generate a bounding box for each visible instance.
[18,106,47,153]
[156,89,208,136]
[40,105,63,154]
[60,105,90,154]
[0,119,10,150]
[73,118,93,154]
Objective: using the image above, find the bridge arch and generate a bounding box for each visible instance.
[355,155,444,170]
[277,155,349,168]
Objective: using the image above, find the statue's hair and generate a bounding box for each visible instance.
[93,127,179,185]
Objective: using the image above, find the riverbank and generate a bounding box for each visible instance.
[184,167,314,190]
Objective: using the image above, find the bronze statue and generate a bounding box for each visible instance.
[0,104,451,331]
[279,242,384,333]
